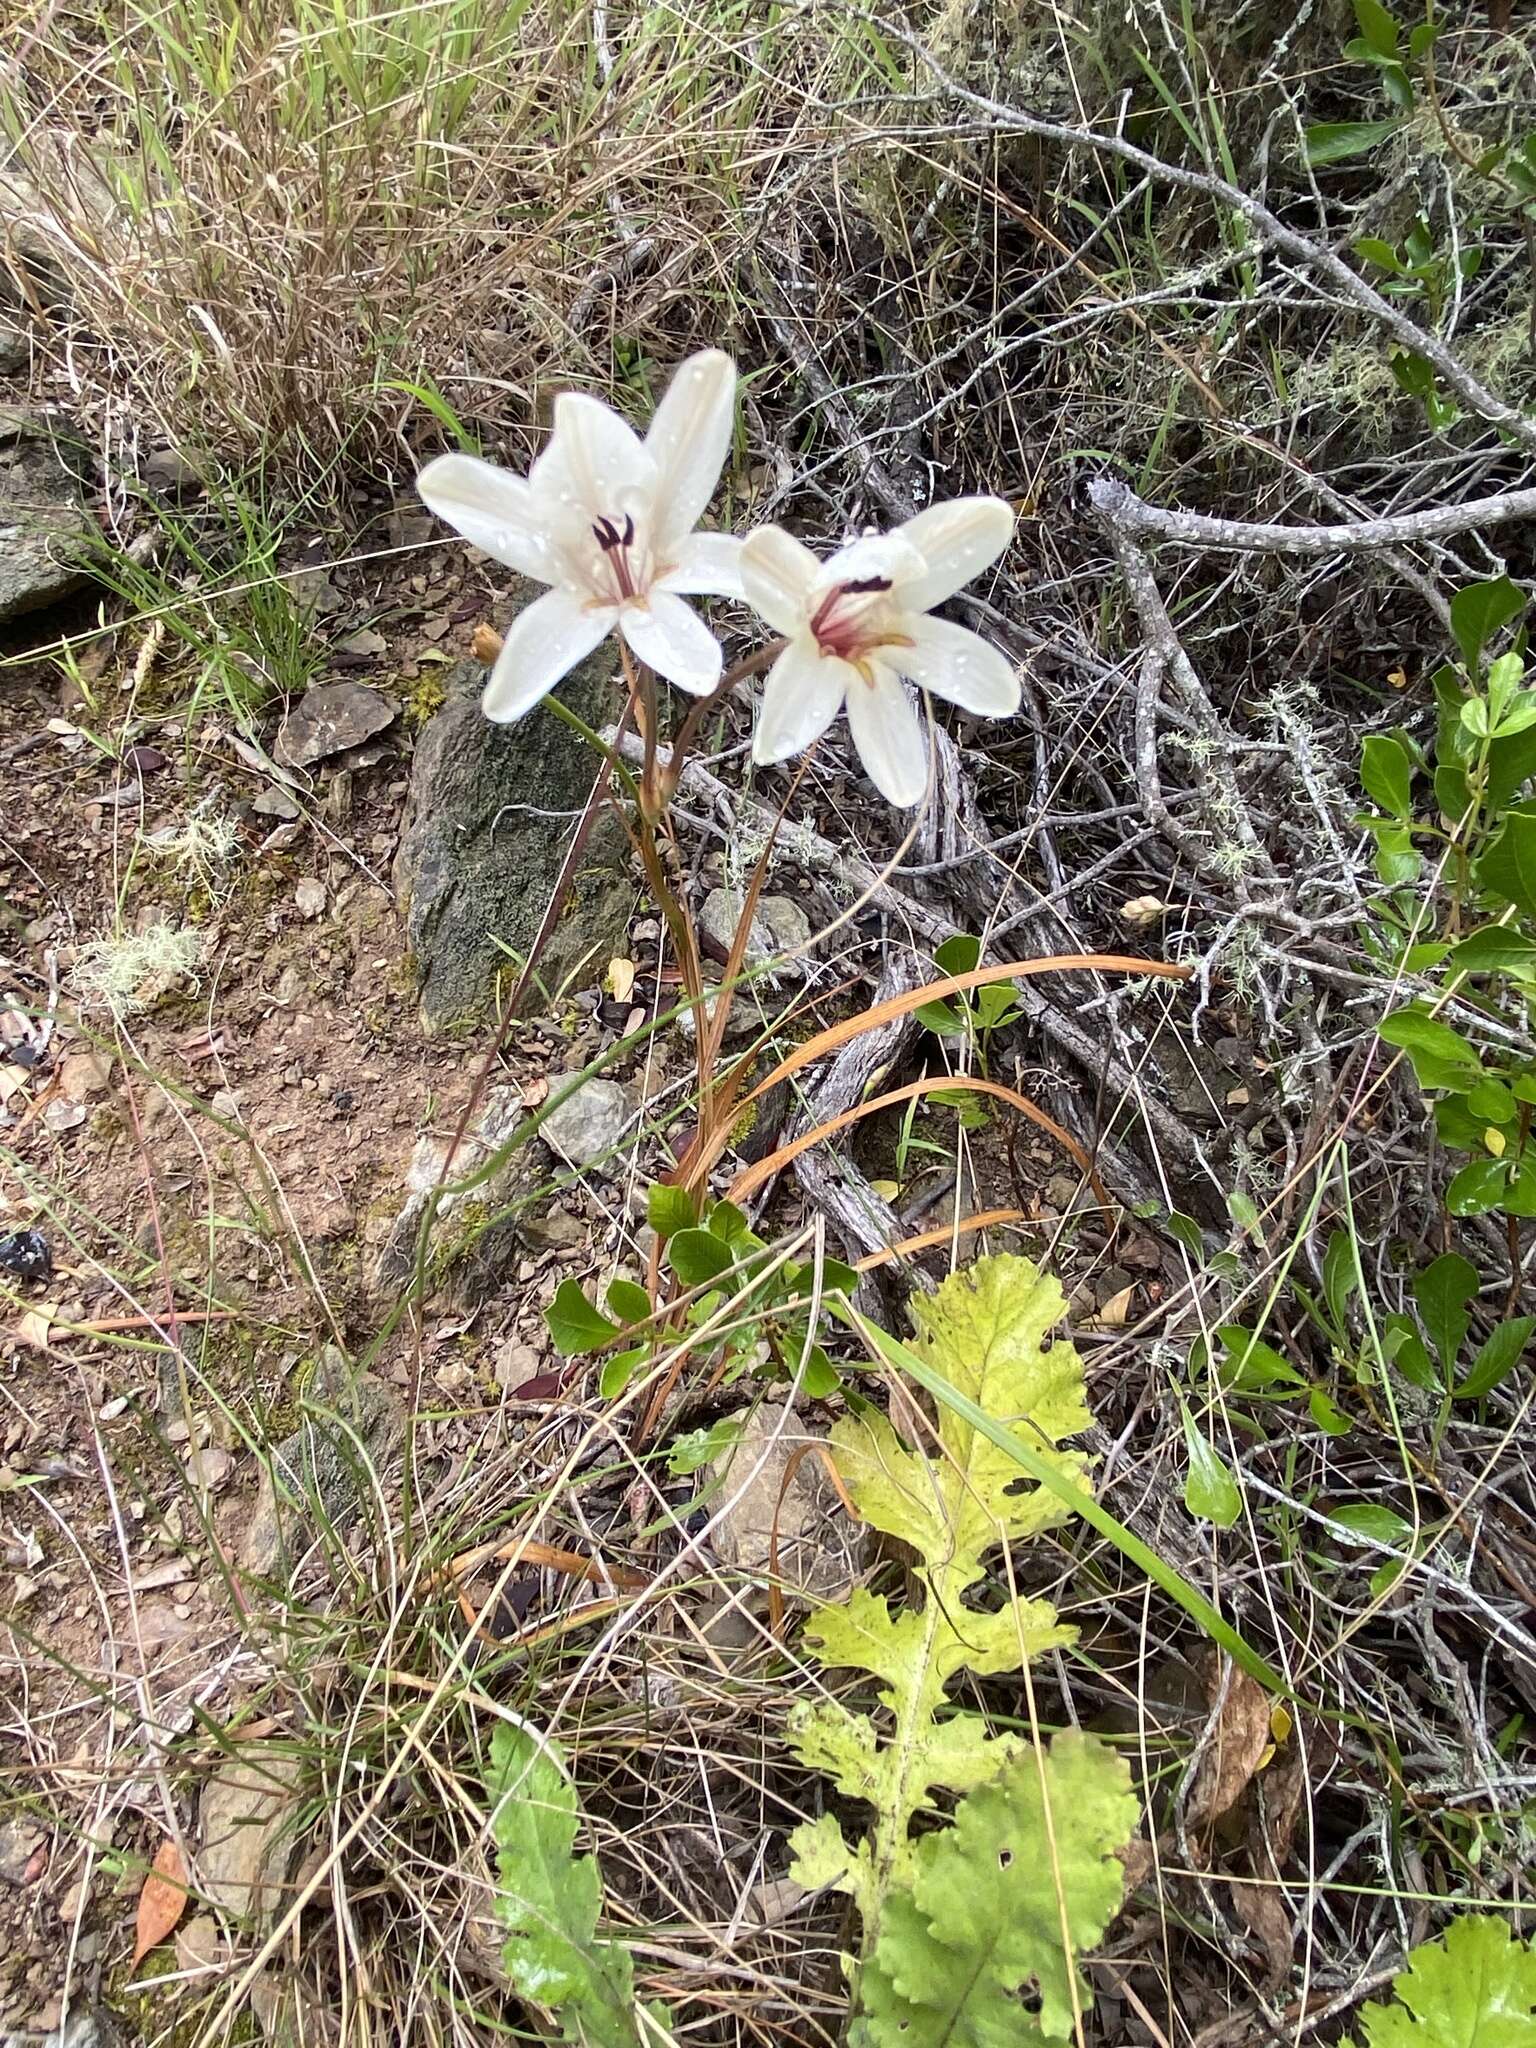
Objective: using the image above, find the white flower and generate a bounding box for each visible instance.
[416,351,744,721]
[739,499,1018,807]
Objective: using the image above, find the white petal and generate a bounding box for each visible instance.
[752,633,848,765]
[895,496,1013,612]
[644,350,737,545]
[845,672,928,807]
[657,530,745,598]
[740,525,820,635]
[890,613,1020,717]
[815,530,926,598]
[416,453,559,582]
[482,586,613,723]
[619,592,722,695]
[530,391,656,530]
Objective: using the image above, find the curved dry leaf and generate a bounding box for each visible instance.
[1187,1666,1272,1831]
[132,1836,188,1966]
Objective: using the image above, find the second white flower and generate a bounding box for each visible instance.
[740,498,1019,807]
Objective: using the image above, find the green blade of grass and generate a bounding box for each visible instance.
[841,1304,1290,1700]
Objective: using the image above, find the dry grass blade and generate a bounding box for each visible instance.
[740,954,1189,1110]
[727,1072,1108,1208]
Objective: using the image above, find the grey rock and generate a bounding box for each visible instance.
[196,1751,304,1924]
[142,445,201,496]
[371,1086,545,1303]
[708,1401,863,1604]
[699,889,813,978]
[0,326,27,377]
[0,138,122,306]
[541,1077,630,1170]
[274,681,396,768]
[240,1348,403,1580]
[394,651,633,1035]
[0,1818,44,1887]
[677,981,779,1045]
[0,410,94,622]
[253,786,301,821]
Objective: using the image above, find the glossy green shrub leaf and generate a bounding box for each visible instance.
[667,1227,735,1289]
[1455,1317,1536,1401]
[547,1279,620,1357]
[1412,1252,1477,1367]
[599,1346,646,1399]
[1450,574,1524,674]
[1450,926,1536,974]
[1474,813,1536,919]
[1446,1159,1508,1216]
[606,1278,652,1326]
[1361,732,1415,818]
[1378,1008,1481,1090]
[645,1183,696,1239]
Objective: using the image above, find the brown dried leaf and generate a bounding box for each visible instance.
[605,956,636,1004]
[1187,1666,1272,1831]
[14,1303,58,1351]
[1232,1873,1293,1988]
[1095,1283,1136,1329]
[132,1837,188,1965]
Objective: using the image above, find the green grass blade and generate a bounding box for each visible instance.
[843,1307,1290,1699]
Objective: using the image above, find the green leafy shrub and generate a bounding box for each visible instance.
[786,1253,1137,2041]
[546,1187,855,1400]
[1360,575,1536,1219]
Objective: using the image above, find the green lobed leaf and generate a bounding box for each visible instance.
[853,1734,1138,2048]
[787,1256,1094,1938]
[486,1725,644,2045]
[1353,1914,1536,2047]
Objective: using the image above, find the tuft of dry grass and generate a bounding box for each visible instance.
[0,0,866,485]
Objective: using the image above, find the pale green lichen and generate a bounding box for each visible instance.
[73,920,203,1019]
